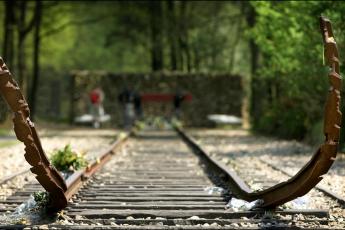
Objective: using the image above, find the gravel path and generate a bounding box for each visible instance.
[2,127,345,228]
[0,128,118,201]
[190,128,345,228]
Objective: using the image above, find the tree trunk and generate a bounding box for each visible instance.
[185,40,191,72]
[69,74,76,124]
[17,34,26,92]
[245,4,260,126]
[178,1,191,72]
[17,1,27,92]
[28,0,42,121]
[1,0,16,123]
[228,20,242,72]
[167,0,177,71]
[193,46,200,72]
[3,0,16,70]
[150,1,164,71]
[17,1,36,97]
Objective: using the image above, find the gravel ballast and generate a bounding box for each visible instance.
[0,128,118,201]
[190,128,345,228]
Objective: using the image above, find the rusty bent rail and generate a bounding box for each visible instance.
[0,58,68,211]
[176,16,342,209]
[64,135,129,201]
[0,58,129,212]
[0,16,340,212]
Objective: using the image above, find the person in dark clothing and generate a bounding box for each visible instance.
[118,87,135,129]
[118,87,133,104]
[133,92,143,120]
[173,90,185,119]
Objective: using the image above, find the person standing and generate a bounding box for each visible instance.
[118,87,135,129]
[173,90,185,119]
[89,87,104,128]
[134,91,143,120]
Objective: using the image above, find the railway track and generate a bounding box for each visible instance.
[0,169,30,186]
[0,130,333,229]
[0,131,120,205]
[0,15,342,229]
[258,159,345,207]
[0,131,128,207]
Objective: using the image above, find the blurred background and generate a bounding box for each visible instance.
[0,1,344,147]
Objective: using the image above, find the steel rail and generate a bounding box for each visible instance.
[0,136,129,190]
[258,158,345,206]
[175,16,342,209]
[0,15,339,212]
[0,130,332,229]
[0,58,68,211]
[64,133,130,200]
[0,169,30,186]
[0,57,130,212]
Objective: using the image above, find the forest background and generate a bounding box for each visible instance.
[0,1,345,148]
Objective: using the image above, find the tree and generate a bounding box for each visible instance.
[3,0,16,70]
[243,2,260,128]
[28,0,42,121]
[248,1,345,140]
[178,1,191,72]
[17,1,36,93]
[0,1,250,122]
[166,0,178,71]
[150,1,164,71]
[0,0,16,122]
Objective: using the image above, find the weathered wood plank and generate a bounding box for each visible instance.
[67,209,329,219]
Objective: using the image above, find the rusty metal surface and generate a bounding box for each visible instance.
[0,131,330,229]
[64,134,129,200]
[0,57,130,212]
[249,16,342,208]
[0,57,67,211]
[175,127,253,201]
[56,131,330,229]
[0,15,340,213]
[259,158,345,207]
[176,16,342,208]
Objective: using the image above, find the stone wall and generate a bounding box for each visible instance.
[67,72,244,127]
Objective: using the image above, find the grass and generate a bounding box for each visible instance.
[215,124,242,130]
[0,128,11,136]
[33,191,50,209]
[50,144,88,172]
[0,128,17,148]
[0,140,17,148]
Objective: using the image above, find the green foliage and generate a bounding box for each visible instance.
[0,140,17,148]
[33,191,50,209]
[250,1,345,140]
[134,120,146,130]
[0,1,252,123]
[35,2,249,73]
[13,218,28,225]
[307,119,324,146]
[50,144,88,172]
[2,1,344,143]
[171,117,183,128]
[255,101,307,140]
[0,128,10,136]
